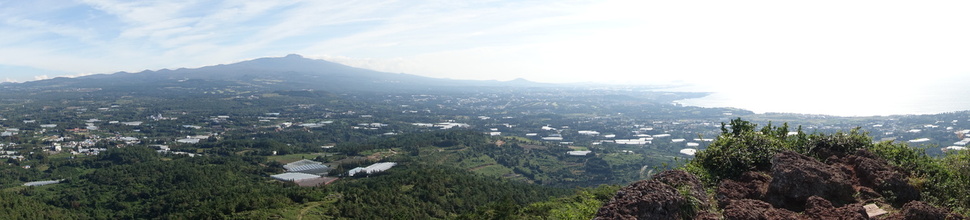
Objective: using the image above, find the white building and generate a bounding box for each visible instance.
[284,159,330,175]
[908,138,930,143]
[542,136,564,141]
[176,138,201,144]
[680,148,698,156]
[567,150,592,156]
[615,138,651,145]
[271,173,321,182]
[122,121,143,126]
[348,162,397,176]
[944,146,967,151]
[953,138,970,146]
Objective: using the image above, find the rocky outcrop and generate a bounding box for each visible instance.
[594,170,710,220]
[882,201,968,220]
[765,150,856,211]
[844,150,920,205]
[597,150,965,219]
[722,199,799,220]
[716,171,771,207]
[653,170,710,211]
[803,196,868,220]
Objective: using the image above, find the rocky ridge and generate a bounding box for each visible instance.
[596,149,966,220]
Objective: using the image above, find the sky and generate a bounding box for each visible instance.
[2,0,970,116]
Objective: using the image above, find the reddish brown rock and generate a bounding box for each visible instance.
[847,149,920,205]
[717,171,771,207]
[594,179,686,220]
[595,170,711,220]
[598,150,966,220]
[694,211,722,220]
[855,186,883,203]
[803,196,868,220]
[722,199,799,220]
[883,201,968,220]
[654,170,711,209]
[766,151,857,211]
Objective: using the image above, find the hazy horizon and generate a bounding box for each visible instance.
[3,1,970,116]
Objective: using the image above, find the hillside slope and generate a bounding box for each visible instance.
[595,119,969,219]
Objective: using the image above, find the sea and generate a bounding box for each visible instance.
[668,76,970,117]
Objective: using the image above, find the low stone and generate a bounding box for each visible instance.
[864,204,888,218]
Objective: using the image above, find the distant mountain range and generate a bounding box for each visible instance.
[1,54,550,93]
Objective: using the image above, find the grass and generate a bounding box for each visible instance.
[233,194,340,219]
[471,164,515,177]
[505,136,540,144]
[602,153,644,167]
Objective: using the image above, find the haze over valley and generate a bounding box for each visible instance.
[3,1,970,219]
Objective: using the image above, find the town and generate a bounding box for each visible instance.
[2,86,967,190]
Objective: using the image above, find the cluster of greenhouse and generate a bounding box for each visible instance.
[348,162,397,176]
[270,159,336,187]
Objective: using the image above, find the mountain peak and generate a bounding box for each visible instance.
[284,54,304,59]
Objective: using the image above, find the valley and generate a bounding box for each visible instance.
[1,55,968,219]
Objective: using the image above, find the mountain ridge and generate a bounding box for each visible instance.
[2,54,552,93]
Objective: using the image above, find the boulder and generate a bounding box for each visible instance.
[595,170,709,220]
[722,199,799,220]
[847,149,920,205]
[883,201,967,220]
[716,171,771,207]
[594,179,686,220]
[766,151,856,211]
[654,170,711,209]
[803,196,868,220]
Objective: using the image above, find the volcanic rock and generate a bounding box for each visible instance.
[847,149,920,205]
[595,170,709,220]
[803,196,868,220]
[883,201,968,220]
[766,151,856,211]
[716,171,771,207]
[653,170,711,209]
[594,179,685,220]
[722,199,799,220]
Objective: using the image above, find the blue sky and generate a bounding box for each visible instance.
[2,0,970,115]
[1,0,631,82]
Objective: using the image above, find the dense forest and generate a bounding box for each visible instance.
[2,144,581,219]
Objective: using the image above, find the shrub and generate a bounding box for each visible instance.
[688,118,796,184]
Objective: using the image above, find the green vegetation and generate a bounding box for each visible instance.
[869,141,970,214]
[0,191,81,219]
[2,146,576,219]
[467,184,621,220]
[3,67,970,219]
[686,118,808,184]
[685,118,970,216]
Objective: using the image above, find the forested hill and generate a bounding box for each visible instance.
[1,54,550,94]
